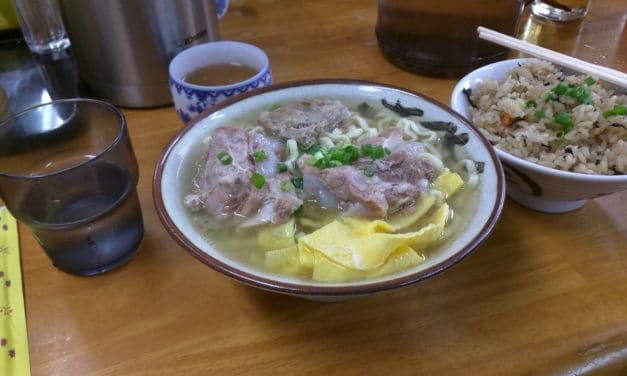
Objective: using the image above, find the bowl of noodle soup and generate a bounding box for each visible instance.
[154,80,505,300]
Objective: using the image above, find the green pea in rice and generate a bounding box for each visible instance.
[469,60,626,175]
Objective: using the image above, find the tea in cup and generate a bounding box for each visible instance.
[169,41,272,123]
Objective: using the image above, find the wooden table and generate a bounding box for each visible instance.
[22,1,627,375]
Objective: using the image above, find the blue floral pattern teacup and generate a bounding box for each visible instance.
[169,41,272,123]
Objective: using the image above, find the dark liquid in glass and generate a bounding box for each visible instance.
[376,0,524,77]
[21,162,143,275]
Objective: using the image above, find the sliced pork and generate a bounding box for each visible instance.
[248,131,283,177]
[298,130,437,218]
[186,126,253,218]
[239,174,303,228]
[258,99,351,147]
[300,156,389,217]
[185,126,302,226]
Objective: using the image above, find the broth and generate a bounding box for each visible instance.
[183,63,258,86]
[182,99,481,282]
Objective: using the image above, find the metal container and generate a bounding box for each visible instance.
[59,0,220,108]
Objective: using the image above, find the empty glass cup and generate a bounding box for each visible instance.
[0,99,144,275]
[11,0,70,53]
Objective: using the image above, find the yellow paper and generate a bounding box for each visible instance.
[0,207,31,376]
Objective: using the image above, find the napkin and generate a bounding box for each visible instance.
[0,207,31,375]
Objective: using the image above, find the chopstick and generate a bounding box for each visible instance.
[477,26,627,88]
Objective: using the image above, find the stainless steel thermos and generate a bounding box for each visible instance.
[59,0,221,107]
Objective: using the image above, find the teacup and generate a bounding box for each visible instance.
[168,41,272,123]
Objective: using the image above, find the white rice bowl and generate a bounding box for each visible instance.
[451,58,627,213]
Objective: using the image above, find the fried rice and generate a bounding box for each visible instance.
[468,59,626,175]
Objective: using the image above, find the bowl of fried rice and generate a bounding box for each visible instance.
[451,58,627,213]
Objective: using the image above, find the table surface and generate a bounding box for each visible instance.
[19,1,627,375]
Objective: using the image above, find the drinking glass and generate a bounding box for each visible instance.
[0,99,144,275]
[375,0,526,77]
[530,0,591,22]
[11,0,70,53]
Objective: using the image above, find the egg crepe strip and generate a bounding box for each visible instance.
[263,169,464,282]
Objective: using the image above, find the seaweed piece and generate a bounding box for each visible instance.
[462,88,477,109]
[421,121,457,133]
[357,102,376,118]
[381,99,424,117]
[444,132,469,146]
[564,147,573,155]
[609,123,626,129]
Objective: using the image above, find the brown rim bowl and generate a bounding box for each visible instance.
[153,80,505,301]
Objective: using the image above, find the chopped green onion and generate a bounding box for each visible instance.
[585,76,597,85]
[361,143,373,157]
[535,109,546,118]
[280,180,292,192]
[342,145,360,164]
[328,160,343,167]
[269,103,281,111]
[542,92,558,102]
[216,151,232,165]
[293,205,303,218]
[314,158,328,169]
[250,172,265,189]
[360,144,387,160]
[553,112,574,136]
[554,112,573,126]
[565,84,592,104]
[328,148,345,161]
[294,231,306,240]
[277,162,288,173]
[290,177,304,189]
[363,165,375,177]
[552,83,569,95]
[309,151,323,163]
[526,100,537,108]
[303,143,371,169]
[308,151,326,166]
[371,145,385,159]
[253,150,267,161]
[602,104,627,118]
[303,144,321,155]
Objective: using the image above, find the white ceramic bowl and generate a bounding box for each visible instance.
[169,41,272,123]
[451,58,627,213]
[154,80,505,301]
